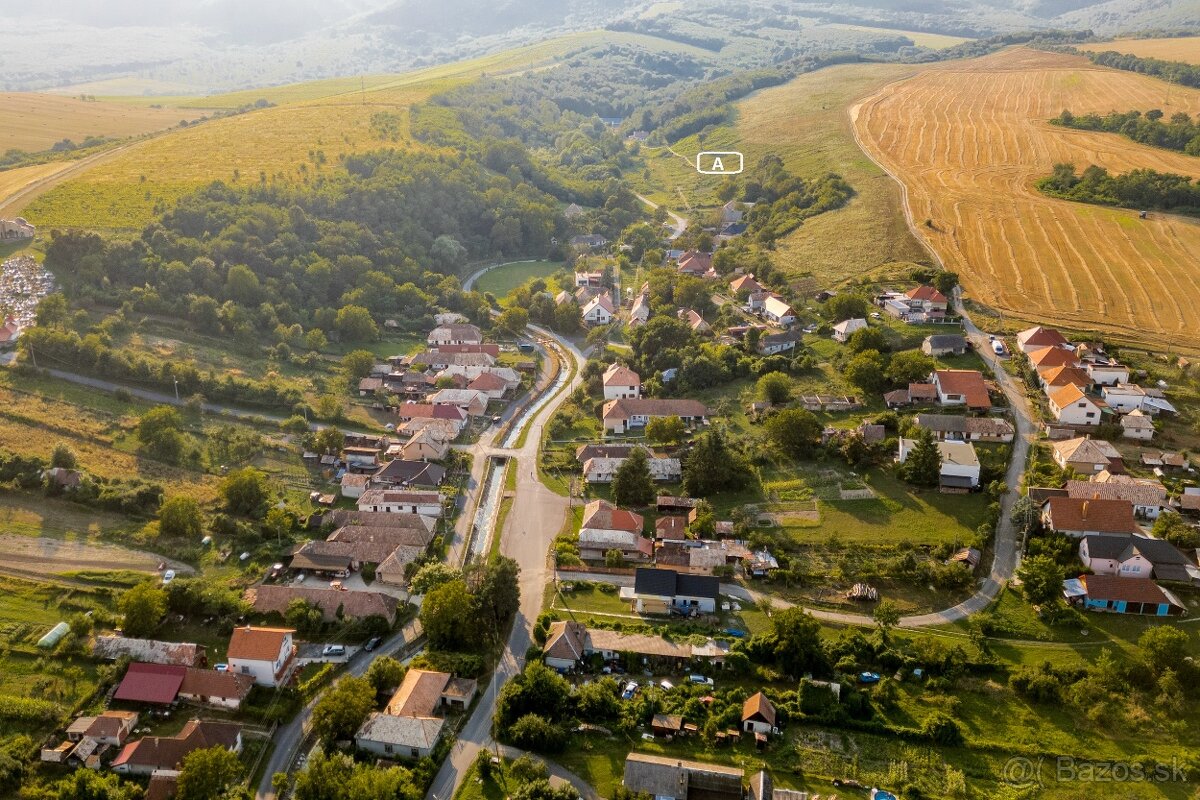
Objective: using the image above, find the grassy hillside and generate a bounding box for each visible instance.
[17,31,727,232]
[0,93,200,152]
[821,23,973,49]
[633,61,932,287]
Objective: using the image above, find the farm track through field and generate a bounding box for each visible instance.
[851,47,1200,353]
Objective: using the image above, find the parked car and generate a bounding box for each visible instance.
[322,644,346,657]
[621,681,638,700]
[687,674,714,685]
[858,672,881,684]
[161,569,176,585]
[991,340,1005,356]
[659,679,674,690]
[364,637,382,652]
[214,663,228,672]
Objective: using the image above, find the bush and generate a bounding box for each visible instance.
[507,713,566,753]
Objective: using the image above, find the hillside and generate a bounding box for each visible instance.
[852,46,1200,353]
[0,93,201,152]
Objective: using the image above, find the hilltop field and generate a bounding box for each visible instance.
[1079,36,1200,65]
[851,46,1200,354]
[0,93,200,152]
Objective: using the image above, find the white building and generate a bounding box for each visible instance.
[602,363,641,401]
[356,713,445,760]
[1101,384,1146,414]
[1120,409,1155,441]
[226,627,296,688]
[831,318,867,343]
[582,295,616,325]
[762,295,796,325]
[897,438,981,489]
[1086,361,1130,386]
[358,489,443,516]
[426,324,482,346]
[1048,384,1103,426]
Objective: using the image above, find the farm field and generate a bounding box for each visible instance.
[852,47,1200,354]
[635,61,931,287]
[1078,36,1200,65]
[0,93,198,152]
[19,31,716,232]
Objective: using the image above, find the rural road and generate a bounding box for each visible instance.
[425,326,586,800]
[0,139,151,219]
[635,193,687,241]
[254,618,425,800]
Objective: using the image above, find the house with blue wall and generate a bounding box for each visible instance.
[1064,574,1185,616]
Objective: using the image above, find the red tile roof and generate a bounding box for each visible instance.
[583,499,644,533]
[1028,346,1079,370]
[1044,497,1138,534]
[905,285,947,303]
[114,663,186,704]
[1081,575,1180,606]
[227,626,293,662]
[933,370,990,409]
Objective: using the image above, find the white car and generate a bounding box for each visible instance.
[161,570,176,585]
[322,644,346,657]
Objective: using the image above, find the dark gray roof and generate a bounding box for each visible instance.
[925,334,967,348]
[1123,538,1193,567]
[632,568,719,601]
[940,474,977,488]
[372,460,446,487]
[1082,534,1131,560]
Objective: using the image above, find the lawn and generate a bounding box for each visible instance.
[473,260,563,299]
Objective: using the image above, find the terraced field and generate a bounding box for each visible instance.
[852,47,1200,353]
[1079,36,1200,65]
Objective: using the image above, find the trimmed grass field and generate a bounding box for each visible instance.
[821,24,973,49]
[473,260,563,298]
[852,46,1200,354]
[0,93,200,152]
[1079,36,1200,66]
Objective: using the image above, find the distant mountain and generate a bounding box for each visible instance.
[363,0,635,39]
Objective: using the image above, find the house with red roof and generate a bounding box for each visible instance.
[931,369,991,411]
[114,663,187,705]
[579,499,651,562]
[112,719,242,775]
[904,285,948,313]
[677,251,714,277]
[1016,326,1069,354]
[603,363,641,401]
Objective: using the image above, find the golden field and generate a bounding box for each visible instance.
[0,93,198,152]
[852,47,1200,353]
[1079,36,1200,66]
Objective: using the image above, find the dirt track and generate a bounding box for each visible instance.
[0,533,193,581]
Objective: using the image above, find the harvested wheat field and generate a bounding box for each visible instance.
[1079,37,1200,66]
[852,47,1200,353]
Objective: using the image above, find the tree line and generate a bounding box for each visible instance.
[1052,108,1200,156]
[1038,162,1200,215]
[1081,48,1200,89]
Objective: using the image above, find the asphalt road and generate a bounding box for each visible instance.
[255,619,424,800]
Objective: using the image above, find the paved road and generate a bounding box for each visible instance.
[255,619,424,800]
[425,330,586,800]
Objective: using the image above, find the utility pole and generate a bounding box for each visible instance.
[173,377,180,402]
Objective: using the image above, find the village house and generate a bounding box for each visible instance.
[466,372,509,399]
[1028,345,1081,371]
[113,662,187,706]
[601,398,709,434]
[542,620,725,672]
[1120,409,1155,441]
[1048,383,1104,426]
[1079,535,1199,583]
[1016,325,1070,354]
[112,719,242,775]
[629,293,651,326]
[922,334,968,357]
[1051,437,1122,474]
[655,540,745,576]
[1086,360,1130,386]
[575,271,604,288]
[729,274,762,296]
[914,413,1015,442]
[745,290,780,313]
[621,568,719,614]
[680,308,710,333]
[92,637,205,667]
[583,455,682,484]
[66,711,138,746]
[245,585,400,626]
[411,350,497,370]
[757,329,803,355]
[603,363,642,400]
[676,251,713,277]
[426,324,482,347]
[576,443,645,462]
[177,668,255,710]
[741,692,777,736]
[582,294,616,325]
[429,388,488,417]
[1101,383,1148,414]
[1064,575,1185,616]
[401,426,452,462]
[883,382,939,408]
[1041,497,1139,538]
[931,369,991,410]
[905,285,949,313]
[358,489,443,516]
[578,499,652,562]
[762,296,796,325]
[831,318,867,343]
[1039,364,1092,393]
[622,753,744,800]
[897,438,981,490]
[356,669,476,759]
[396,402,467,431]
[1066,475,1167,519]
[372,459,446,490]
[570,233,608,249]
[227,626,297,688]
[0,218,35,240]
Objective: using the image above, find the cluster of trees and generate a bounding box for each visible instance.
[734,155,855,244]
[1052,108,1200,155]
[418,557,520,653]
[1083,49,1200,90]
[1038,162,1200,215]
[0,445,163,515]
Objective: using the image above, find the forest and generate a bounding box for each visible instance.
[1081,48,1200,89]
[1037,162,1200,215]
[1052,108,1200,155]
